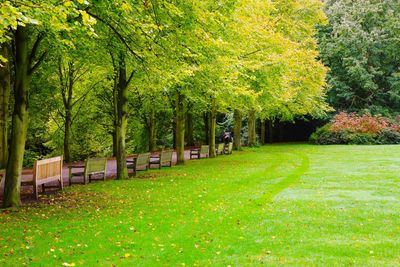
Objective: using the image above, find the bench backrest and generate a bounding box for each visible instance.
[33,156,63,185]
[137,153,150,168]
[85,158,107,174]
[200,145,209,155]
[160,150,173,163]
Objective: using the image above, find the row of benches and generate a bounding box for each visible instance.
[0,143,234,200]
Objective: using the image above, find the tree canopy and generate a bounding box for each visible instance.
[0,0,328,207]
[318,0,400,115]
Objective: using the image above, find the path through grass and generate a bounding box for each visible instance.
[0,144,399,266]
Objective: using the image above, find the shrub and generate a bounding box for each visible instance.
[341,132,376,145]
[23,150,41,168]
[376,129,400,144]
[330,112,390,134]
[310,112,400,145]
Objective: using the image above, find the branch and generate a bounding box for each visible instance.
[29,32,44,66]
[127,70,135,86]
[86,10,144,62]
[29,51,47,74]
[71,79,103,108]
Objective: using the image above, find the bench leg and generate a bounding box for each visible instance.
[68,168,72,186]
[59,178,63,190]
[33,184,38,200]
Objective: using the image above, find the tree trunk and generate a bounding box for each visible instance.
[203,112,209,145]
[268,120,273,143]
[147,108,157,152]
[185,111,194,146]
[59,60,74,163]
[172,108,177,149]
[175,92,185,165]
[0,44,11,169]
[64,109,72,162]
[208,109,217,158]
[4,26,31,207]
[112,131,117,157]
[233,109,242,151]
[114,52,129,179]
[248,110,257,147]
[260,119,266,145]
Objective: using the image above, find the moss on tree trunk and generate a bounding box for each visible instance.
[4,26,31,208]
[0,44,10,169]
[175,92,185,165]
[208,109,217,158]
[114,52,129,180]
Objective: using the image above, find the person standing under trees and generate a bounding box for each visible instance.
[223,131,233,144]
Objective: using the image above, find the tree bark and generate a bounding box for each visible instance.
[175,92,185,165]
[247,109,257,147]
[0,44,11,169]
[208,109,217,158]
[59,59,74,163]
[203,112,209,145]
[260,119,266,145]
[185,111,194,146]
[4,26,31,207]
[147,108,157,152]
[114,52,129,179]
[233,109,242,151]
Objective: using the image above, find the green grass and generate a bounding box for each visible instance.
[1,144,400,266]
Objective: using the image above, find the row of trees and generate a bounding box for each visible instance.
[0,0,329,207]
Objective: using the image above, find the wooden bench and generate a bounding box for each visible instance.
[127,152,150,175]
[190,145,209,159]
[68,158,107,185]
[150,149,173,169]
[216,143,225,156]
[21,156,63,199]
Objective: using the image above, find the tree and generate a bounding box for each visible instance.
[0,0,96,207]
[0,44,10,169]
[318,0,400,115]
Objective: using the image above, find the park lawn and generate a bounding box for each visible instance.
[0,144,400,266]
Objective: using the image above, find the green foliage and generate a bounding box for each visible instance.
[376,129,400,145]
[318,0,400,115]
[1,0,330,165]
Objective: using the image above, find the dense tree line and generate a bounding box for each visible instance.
[0,0,328,207]
[318,0,400,115]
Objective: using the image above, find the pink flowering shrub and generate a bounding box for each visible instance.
[330,112,396,134]
[310,112,400,145]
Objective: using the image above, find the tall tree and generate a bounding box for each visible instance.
[0,1,96,207]
[0,44,10,169]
